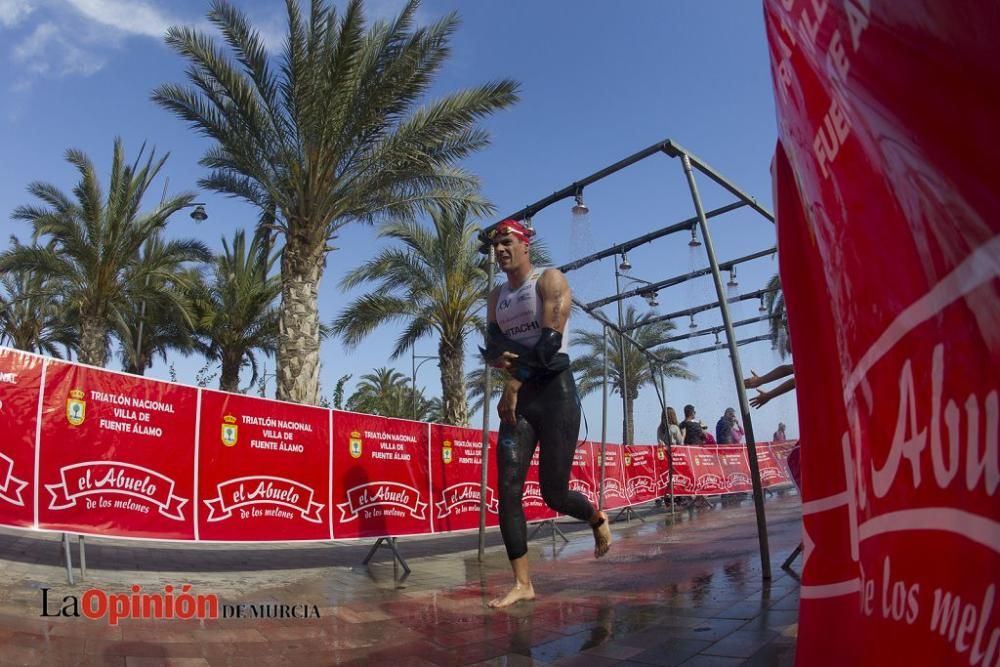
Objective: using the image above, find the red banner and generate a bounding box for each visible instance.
[37,362,198,539]
[754,444,789,489]
[196,390,331,541]
[2,348,808,543]
[331,411,430,539]
[429,425,498,532]
[0,349,41,527]
[569,441,600,508]
[522,447,558,522]
[717,445,753,494]
[765,1,1000,665]
[594,445,628,510]
[690,448,726,496]
[624,445,658,505]
[660,446,695,496]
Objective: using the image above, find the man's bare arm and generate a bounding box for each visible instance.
[537,269,571,333]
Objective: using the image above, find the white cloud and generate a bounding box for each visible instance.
[12,21,57,72]
[0,0,35,27]
[12,20,104,76]
[63,0,174,38]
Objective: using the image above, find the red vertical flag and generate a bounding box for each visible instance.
[764,1,1000,664]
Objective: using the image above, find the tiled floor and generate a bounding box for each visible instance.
[0,495,802,665]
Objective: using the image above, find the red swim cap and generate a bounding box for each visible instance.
[487,219,533,244]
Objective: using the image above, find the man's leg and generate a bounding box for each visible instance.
[490,417,538,608]
[534,395,612,558]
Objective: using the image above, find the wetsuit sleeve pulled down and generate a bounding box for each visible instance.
[479,323,569,382]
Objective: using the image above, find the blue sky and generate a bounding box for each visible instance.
[0,0,796,443]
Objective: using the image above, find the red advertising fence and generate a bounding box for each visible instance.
[331,411,430,539]
[196,390,331,542]
[38,360,198,541]
[764,1,999,665]
[0,346,793,543]
[429,424,499,533]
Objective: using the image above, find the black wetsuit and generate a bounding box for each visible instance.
[496,368,595,560]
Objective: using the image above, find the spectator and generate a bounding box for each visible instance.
[680,404,706,444]
[666,407,682,445]
[656,411,669,446]
[716,407,738,444]
[773,422,787,442]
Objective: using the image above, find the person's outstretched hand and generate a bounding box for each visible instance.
[749,388,771,409]
[744,370,762,389]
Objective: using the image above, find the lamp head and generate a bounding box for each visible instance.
[618,252,632,272]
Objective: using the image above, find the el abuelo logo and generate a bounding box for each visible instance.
[726,472,750,489]
[627,476,655,495]
[349,431,363,459]
[67,389,86,426]
[442,440,453,464]
[46,461,188,520]
[603,478,626,499]
[204,476,324,523]
[337,482,427,522]
[695,473,722,492]
[221,415,238,447]
[0,451,28,507]
[435,482,497,517]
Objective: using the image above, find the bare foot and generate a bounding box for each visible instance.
[592,511,612,558]
[488,582,535,608]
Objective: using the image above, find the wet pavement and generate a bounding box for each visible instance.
[0,494,802,666]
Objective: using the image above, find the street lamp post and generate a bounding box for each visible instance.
[135,202,207,369]
[613,262,630,445]
[257,368,277,397]
[411,347,438,419]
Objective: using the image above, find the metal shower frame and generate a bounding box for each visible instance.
[476,138,778,580]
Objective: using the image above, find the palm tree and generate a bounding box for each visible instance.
[763,273,790,358]
[332,205,487,425]
[332,206,551,426]
[0,240,77,357]
[465,365,506,418]
[0,139,211,367]
[572,304,693,444]
[345,367,413,418]
[192,229,281,393]
[153,0,519,405]
[422,396,445,424]
[114,235,202,375]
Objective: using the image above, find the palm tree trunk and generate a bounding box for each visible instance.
[276,235,323,404]
[123,347,147,376]
[79,316,107,367]
[625,392,636,445]
[220,354,241,393]
[439,336,468,427]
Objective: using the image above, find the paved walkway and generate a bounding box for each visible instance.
[0,495,802,666]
